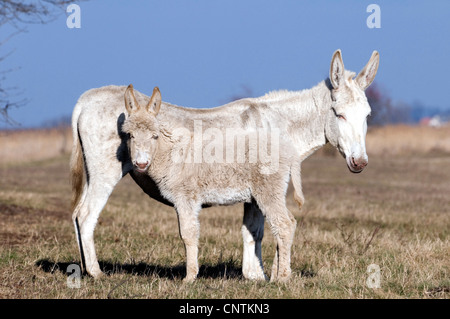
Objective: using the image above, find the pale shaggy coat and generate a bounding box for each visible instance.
[70,49,379,281]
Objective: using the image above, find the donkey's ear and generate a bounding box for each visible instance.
[124,84,141,114]
[147,87,161,115]
[355,50,379,90]
[330,49,345,89]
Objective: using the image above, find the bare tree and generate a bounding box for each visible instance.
[0,0,82,125]
[366,82,411,126]
[0,0,79,28]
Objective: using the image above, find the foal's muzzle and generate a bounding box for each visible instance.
[134,161,149,173]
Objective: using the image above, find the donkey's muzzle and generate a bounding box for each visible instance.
[135,161,149,172]
[348,156,368,173]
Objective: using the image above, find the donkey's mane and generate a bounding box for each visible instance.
[259,70,354,104]
[260,89,301,101]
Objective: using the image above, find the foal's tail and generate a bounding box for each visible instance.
[291,159,305,209]
[70,107,85,212]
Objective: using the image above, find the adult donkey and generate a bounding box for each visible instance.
[71,49,379,282]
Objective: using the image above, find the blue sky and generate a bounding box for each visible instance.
[1,0,450,128]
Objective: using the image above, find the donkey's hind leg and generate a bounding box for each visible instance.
[242,201,267,281]
[72,173,123,278]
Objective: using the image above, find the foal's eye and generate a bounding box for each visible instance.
[130,134,134,139]
[152,134,159,140]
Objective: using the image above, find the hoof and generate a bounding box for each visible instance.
[87,265,103,279]
[270,274,291,283]
[243,270,268,281]
[270,270,291,282]
[182,275,197,283]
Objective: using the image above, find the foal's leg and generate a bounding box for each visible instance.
[242,201,267,280]
[254,195,297,282]
[175,201,201,282]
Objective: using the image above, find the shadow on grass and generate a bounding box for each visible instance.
[35,259,243,280]
[36,259,317,280]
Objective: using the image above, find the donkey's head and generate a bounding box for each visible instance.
[122,84,162,173]
[325,49,379,173]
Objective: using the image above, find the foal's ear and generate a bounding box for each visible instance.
[147,87,161,115]
[355,50,379,90]
[124,84,141,114]
[330,49,345,89]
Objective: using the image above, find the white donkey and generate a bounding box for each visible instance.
[71,49,379,282]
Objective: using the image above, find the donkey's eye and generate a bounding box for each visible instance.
[152,134,159,140]
[332,107,346,121]
[130,134,134,139]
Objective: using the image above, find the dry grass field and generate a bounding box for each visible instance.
[0,125,449,299]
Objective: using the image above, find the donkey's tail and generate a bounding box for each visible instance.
[291,159,305,209]
[70,107,85,212]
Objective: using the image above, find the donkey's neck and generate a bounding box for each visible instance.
[148,126,174,173]
[267,80,333,160]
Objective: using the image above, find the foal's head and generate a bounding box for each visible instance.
[326,49,379,173]
[122,84,162,173]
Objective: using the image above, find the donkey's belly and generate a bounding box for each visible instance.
[130,171,174,207]
[201,187,252,206]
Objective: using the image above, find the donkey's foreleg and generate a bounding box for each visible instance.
[255,195,296,282]
[267,207,296,282]
[242,202,267,281]
[176,203,201,283]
